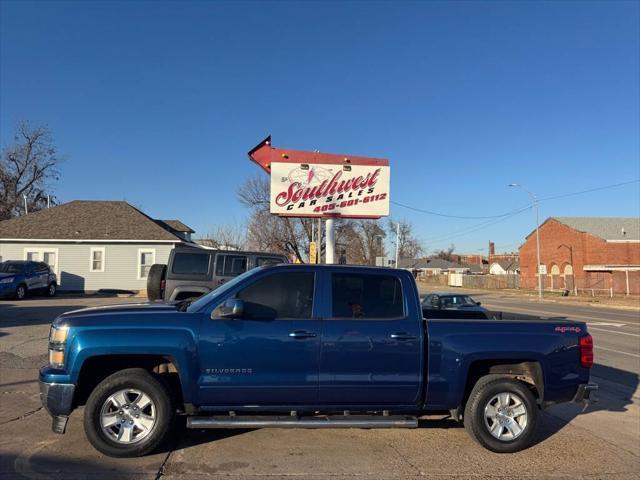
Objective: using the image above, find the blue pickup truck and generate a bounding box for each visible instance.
[39,264,596,457]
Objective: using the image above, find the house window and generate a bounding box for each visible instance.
[138,249,155,279]
[90,248,105,272]
[23,248,59,277]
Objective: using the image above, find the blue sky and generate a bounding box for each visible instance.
[1,0,638,254]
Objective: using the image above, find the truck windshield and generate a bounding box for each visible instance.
[187,266,265,313]
[0,262,24,274]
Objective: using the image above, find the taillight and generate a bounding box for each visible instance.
[580,334,594,368]
[160,279,166,291]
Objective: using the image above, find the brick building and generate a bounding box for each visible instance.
[519,217,640,295]
[488,241,519,264]
[452,253,485,266]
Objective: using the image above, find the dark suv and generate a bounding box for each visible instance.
[146,247,287,302]
[0,260,57,300]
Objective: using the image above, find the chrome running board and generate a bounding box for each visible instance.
[187,415,418,429]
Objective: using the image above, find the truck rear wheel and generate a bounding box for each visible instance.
[464,376,539,453]
[146,264,167,301]
[84,368,174,457]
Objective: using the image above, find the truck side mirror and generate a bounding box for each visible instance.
[476,302,482,306]
[215,298,244,319]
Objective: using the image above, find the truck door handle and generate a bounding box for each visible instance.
[289,331,317,339]
[390,332,417,341]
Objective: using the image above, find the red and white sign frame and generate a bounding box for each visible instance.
[248,136,390,219]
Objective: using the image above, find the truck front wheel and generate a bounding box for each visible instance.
[84,368,174,457]
[464,376,539,453]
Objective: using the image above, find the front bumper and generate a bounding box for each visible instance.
[573,382,598,403]
[39,381,75,433]
[0,284,16,298]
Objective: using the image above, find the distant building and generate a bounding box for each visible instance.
[519,217,640,295]
[0,201,195,292]
[398,257,477,276]
[488,241,519,264]
[489,259,520,275]
[452,253,485,266]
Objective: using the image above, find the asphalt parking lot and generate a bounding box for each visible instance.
[1,296,638,479]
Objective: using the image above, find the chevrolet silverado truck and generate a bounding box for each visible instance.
[39,264,597,457]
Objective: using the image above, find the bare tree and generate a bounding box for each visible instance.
[200,224,247,250]
[387,218,424,260]
[0,121,61,220]
[338,219,386,265]
[237,174,315,262]
[237,174,392,265]
[432,244,456,261]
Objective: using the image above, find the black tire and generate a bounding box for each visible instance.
[464,376,539,453]
[48,282,57,297]
[146,264,167,301]
[84,368,174,457]
[15,284,27,300]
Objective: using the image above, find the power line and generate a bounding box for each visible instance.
[538,179,640,202]
[392,179,640,219]
[390,200,529,219]
[421,206,531,244]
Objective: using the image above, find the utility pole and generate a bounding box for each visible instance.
[509,183,543,299]
[23,194,28,215]
[395,222,400,268]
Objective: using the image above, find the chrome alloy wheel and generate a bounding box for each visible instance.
[484,392,528,441]
[100,389,156,444]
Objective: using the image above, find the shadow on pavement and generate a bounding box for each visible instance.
[0,453,153,480]
[537,362,638,443]
[0,296,143,327]
[0,303,94,327]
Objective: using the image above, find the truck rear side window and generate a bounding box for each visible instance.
[256,256,281,267]
[215,255,248,276]
[172,253,210,275]
[331,273,404,319]
[237,272,314,319]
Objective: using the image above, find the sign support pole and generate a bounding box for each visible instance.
[326,218,335,264]
[317,218,322,264]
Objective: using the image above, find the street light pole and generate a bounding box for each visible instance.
[395,222,400,268]
[509,183,543,299]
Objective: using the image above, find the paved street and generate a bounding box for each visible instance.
[1,294,639,479]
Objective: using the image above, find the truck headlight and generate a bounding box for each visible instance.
[48,325,69,368]
[49,325,69,344]
[0,277,14,284]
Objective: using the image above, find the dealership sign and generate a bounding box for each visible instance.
[270,162,390,218]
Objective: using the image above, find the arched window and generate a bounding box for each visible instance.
[550,264,561,290]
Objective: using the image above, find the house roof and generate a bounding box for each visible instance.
[0,201,188,242]
[526,217,640,242]
[155,219,195,234]
[553,217,640,241]
[424,258,464,270]
[398,257,473,270]
[492,259,519,272]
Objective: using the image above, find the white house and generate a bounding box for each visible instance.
[489,259,520,275]
[0,200,195,292]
